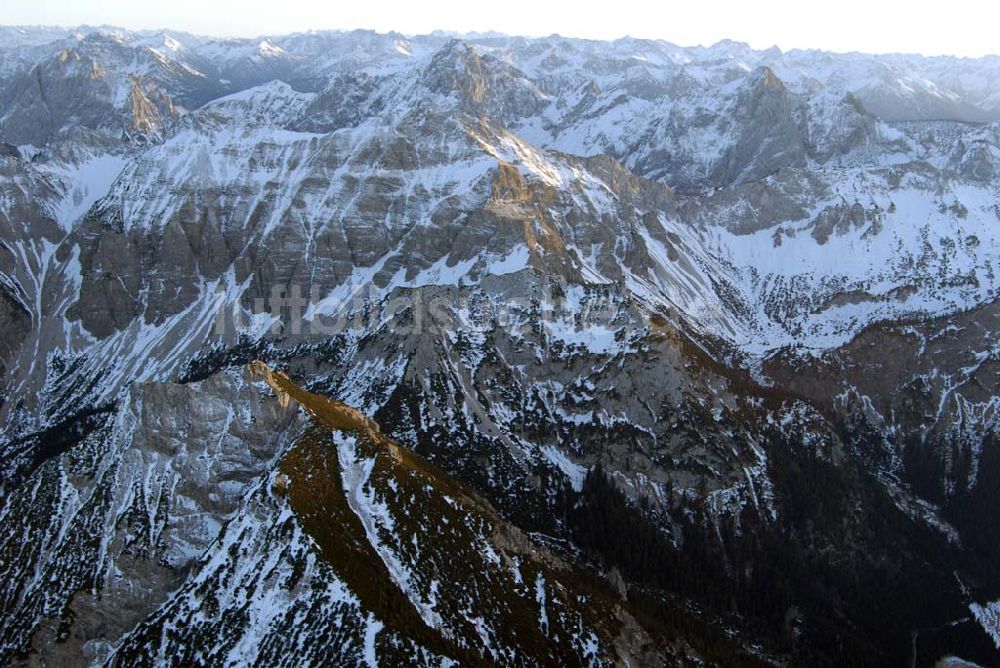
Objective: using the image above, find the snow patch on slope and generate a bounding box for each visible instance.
[336,432,444,631]
[971,600,1000,651]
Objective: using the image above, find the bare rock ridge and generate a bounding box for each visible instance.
[105,363,679,665]
[248,360,382,435]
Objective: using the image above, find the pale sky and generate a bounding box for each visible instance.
[1,0,998,58]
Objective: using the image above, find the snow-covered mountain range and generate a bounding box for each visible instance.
[1,25,999,666]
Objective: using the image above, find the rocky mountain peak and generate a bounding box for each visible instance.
[420,38,548,123]
[752,64,787,92]
[423,38,488,101]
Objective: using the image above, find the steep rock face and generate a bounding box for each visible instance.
[421,39,549,125]
[264,277,766,519]
[0,369,304,664]
[294,71,385,133]
[711,67,807,185]
[797,92,881,163]
[0,148,122,427]
[0,33,189,146]
[93,366,697,666]
[0,287,29,397]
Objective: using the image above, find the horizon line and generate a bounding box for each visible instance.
[1,22,998,61]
